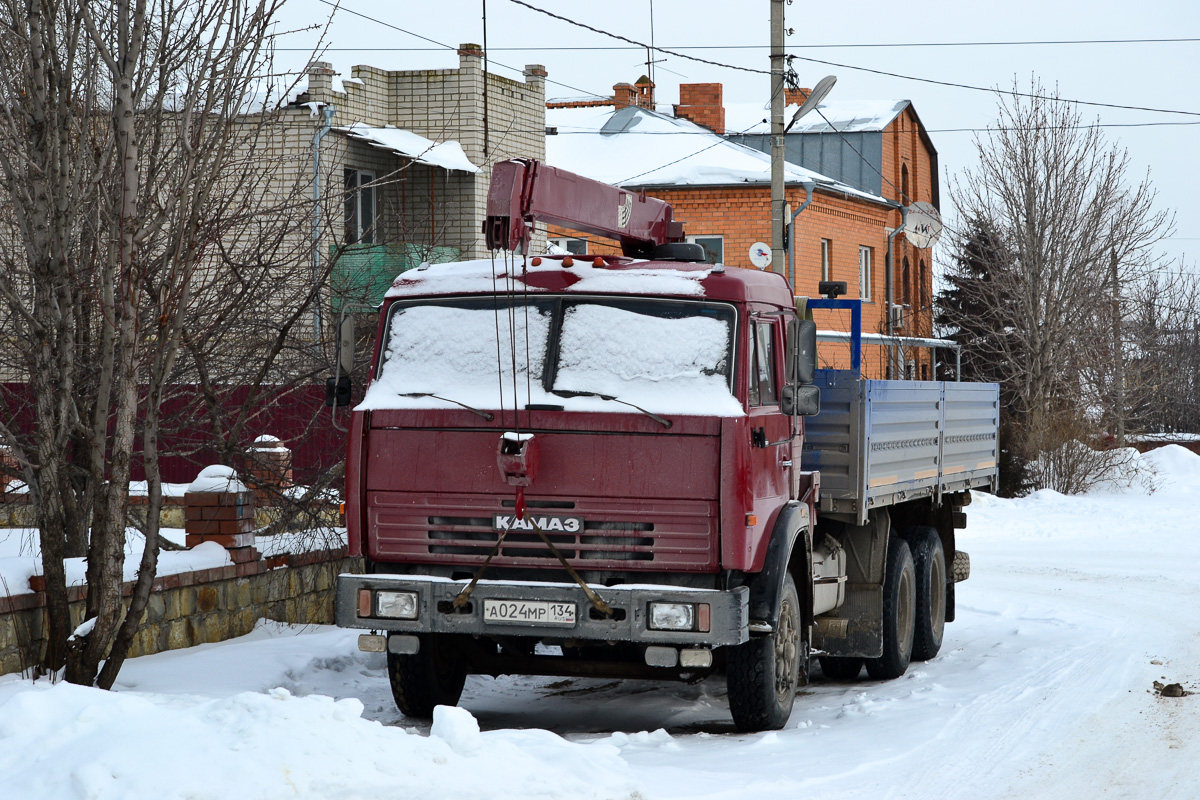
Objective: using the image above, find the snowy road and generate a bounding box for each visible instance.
[1,446,1197,799]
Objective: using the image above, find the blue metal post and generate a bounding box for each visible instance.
[805,297,863,377]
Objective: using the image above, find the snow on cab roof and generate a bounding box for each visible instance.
[545,104,889,205]
[338,123,479,174]
[383,257,713,300]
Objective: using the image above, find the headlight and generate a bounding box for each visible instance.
[376,591,419,620]
[649,602,695,631]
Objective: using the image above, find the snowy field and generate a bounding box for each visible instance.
[1,446,1197,800]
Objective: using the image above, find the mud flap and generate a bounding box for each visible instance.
[813,584,883,658]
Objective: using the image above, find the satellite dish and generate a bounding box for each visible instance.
[786,75,837,132]
[749,242,773,270]
[901,202,943,249]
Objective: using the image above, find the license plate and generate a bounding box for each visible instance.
[483,599,577,626]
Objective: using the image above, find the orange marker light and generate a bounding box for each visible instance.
[593,257,605,267]
[531,257,542,266]
[562,256,574,267]
[746,514,758,527]
[357,589,372,618]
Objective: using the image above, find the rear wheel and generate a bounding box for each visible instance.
[865,537,915,680]
[387,634,468,718]
[727,572,806,731]
[818,656,864,680]
[905,526,946,661]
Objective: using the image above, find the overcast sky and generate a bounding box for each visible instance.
[275,0,1198,277]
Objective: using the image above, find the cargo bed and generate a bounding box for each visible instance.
[800,369,999,525]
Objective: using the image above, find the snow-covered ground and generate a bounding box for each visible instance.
[1,446,1197,800]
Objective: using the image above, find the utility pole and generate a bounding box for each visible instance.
[770,0,786,277]
[1112,249,1125,447]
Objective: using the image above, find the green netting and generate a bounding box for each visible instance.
[330,243,460,312]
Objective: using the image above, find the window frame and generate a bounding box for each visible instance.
[747,319,779,407]
[859,245,873,302]
[820,238,832,282]
[687,234,725,266]
[344,168,376,245]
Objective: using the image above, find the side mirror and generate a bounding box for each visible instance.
[781,384,820,417]
[794,319,817,385]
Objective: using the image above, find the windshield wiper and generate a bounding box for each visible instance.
[551,390,672,428]
[399,392,494,421]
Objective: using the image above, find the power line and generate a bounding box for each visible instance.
[506,0,769,75]
[788,54,1200,118]
[273,37,1200,52]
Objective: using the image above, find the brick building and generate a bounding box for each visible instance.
[292,45,548,313]
[545,80,941,379]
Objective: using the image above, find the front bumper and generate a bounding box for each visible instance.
[336,573,749,646]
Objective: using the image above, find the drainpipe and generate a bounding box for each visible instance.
[786,179,818,294]
[312,104,337,353]
[886,213,903,378]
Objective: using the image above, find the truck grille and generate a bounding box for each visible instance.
[369,493,717,571]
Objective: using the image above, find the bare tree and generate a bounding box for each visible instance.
[0,0,336,686]
[939,77,1174,487]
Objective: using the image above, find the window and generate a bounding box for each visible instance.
[344,168,375,245]
[748,321,777,407]
[919,259,928,309]
[902,256,911,306]
[859,246,873,301]
[688,235,724,266]
[549,237,588,256]
[820,239,832,281]
[901,163,910,204]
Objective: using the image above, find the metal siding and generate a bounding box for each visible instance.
[801,372,1000,522]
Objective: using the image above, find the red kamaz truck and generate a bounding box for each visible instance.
[337,160,999,731]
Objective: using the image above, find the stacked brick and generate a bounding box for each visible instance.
[242,435,293,507]
[185,466,256,555]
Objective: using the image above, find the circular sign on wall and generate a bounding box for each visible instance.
[749,242,773,270]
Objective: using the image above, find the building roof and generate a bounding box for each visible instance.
[545,104,890,205]
[725,99,913,135]
[339,123,479,173]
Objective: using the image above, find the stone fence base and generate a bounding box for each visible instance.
[0,550,365,677]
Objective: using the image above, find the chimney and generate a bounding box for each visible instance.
[614,82,637,110]
[674,83,725,135]
[458,42,484,70]
[634,75,655,108]
[306,61,336,98]
[785,87,812,107]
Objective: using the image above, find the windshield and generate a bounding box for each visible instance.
[361,295,741,416]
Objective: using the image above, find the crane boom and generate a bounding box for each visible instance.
[484,159,684,257]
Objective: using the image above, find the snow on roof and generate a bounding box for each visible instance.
[339,123,479,174]
[724,99,910,135]
[545,105,888,205]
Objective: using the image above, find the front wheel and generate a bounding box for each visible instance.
[387,634,468,719]
[865,536,915,680]
[727,572,806,731]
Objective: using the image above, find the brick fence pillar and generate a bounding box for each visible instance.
[184,466,258,561]
[243,435,293,507]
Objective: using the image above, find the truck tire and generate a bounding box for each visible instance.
[387,634,467,718]
[818,656,863,680]
[865,537,915,680]
[905,525,946,661]
[727,572,806,731]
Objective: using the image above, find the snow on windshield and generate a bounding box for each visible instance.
[358,298,743,417]
[366,303,553,410]
[554,304,741,415]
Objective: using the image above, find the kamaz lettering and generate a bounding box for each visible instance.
[492,514,583,533]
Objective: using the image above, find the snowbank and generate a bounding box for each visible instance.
[0,680,640,800]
